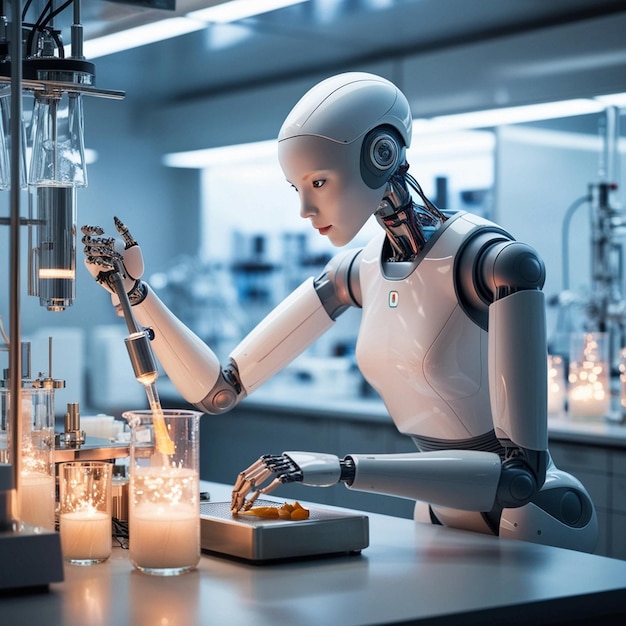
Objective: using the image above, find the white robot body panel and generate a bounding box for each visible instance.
[356,215,494,440]
[134,287,222,404]
[489,289,548,451]
[230,278,335,394]
[427,505,495,535]
[347,450,501,511]
[499,464,598,552]
[279,72,412,148]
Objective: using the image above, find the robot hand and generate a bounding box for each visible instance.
[231,451,342,513]
[82,216,146,307]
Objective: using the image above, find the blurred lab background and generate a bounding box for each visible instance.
[1,0,625,418]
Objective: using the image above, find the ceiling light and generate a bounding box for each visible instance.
[595,93,626,108]
[413,99,607,133]
[163,140,276,168]
[79,18,205,59]
[188,0,309,24]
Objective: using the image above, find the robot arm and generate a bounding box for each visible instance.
[472,236,550,493]
[231,449,502,513]
[83,218,361,414]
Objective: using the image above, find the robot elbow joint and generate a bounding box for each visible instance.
[195,368,244,415]
[496,460,540,508]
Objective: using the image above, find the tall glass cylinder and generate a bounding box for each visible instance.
[123,409,201,576]
[31,185,77,311]
[0,387,55,529]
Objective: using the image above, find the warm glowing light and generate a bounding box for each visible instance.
[38,268,75,279]
[568,333,610,420]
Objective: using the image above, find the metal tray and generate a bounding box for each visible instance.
[200,500,369,563]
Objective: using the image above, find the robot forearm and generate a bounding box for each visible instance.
[345,450,502,511]
[132,285,228,410]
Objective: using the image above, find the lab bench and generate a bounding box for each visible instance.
[186,383,626,560]
[3,482,626,626]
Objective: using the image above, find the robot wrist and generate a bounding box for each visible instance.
[128,280,148,306]
[340,456,356,485]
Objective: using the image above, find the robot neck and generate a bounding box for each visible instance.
[375,168,447,262]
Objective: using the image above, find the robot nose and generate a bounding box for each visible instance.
[299,199,317,219]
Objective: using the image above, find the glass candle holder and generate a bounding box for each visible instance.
[620,348,626,417]
[123,408,201,576]
[0,387,56,529]
[547,354,566,417]
[59,461,112,565]
[568,332,610,420]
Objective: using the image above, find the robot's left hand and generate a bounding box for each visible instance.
[81,216,146,306]
[230,451,342,513]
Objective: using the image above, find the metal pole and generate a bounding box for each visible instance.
[8,0,23,513]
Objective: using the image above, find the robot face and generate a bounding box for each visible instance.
[279,134,387,247]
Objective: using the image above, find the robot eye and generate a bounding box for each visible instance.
[312,179,325,188]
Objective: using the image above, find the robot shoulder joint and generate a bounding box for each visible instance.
[314,249,362,320]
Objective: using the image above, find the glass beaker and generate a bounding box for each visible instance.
[123,408,201,576]
[59,461,112,565]
[0,387,56,529]
[568,332,610,420]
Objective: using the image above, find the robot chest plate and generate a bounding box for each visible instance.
[355,228,491,439]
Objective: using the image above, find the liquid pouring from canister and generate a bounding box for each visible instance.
[110,264,175,459]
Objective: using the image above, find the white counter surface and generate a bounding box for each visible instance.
[3,482,626,625]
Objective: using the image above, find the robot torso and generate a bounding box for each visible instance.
[355,212,510,442]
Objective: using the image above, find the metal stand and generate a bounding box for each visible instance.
[0,470,64,591]
[0,0,63,590]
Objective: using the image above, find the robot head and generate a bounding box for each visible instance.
[278,72,412,246]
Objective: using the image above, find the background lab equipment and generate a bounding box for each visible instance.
[84,72,597,553]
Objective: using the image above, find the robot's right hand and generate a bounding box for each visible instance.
[231,451,342,513]
[81,216,146,307]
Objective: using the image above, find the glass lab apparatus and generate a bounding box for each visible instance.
[123,409,201,576]
[0,387,55,529]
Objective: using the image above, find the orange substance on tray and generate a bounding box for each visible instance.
[236,501,310,520]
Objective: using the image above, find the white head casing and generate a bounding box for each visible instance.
[278,72,412,246]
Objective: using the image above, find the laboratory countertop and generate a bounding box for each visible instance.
[3,482,626,626]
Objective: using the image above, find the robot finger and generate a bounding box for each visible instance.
[239,478,284,511]
[81,234,116,249]
[114,216,138,247]
[81,224,105,236]
[231,458,274,512]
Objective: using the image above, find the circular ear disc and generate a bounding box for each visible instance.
[360,127,403,189]
[369,132,399,170]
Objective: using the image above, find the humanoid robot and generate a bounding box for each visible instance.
[83,72,598,552]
